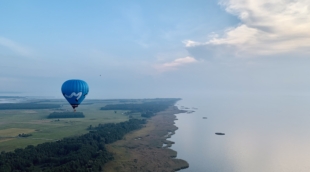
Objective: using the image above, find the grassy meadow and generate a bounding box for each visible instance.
[0,99,141,152]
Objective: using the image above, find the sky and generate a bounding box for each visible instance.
[1,0,310,99]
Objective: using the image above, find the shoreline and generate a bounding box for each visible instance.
[103,105,189,171]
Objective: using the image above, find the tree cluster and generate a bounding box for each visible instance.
[18,133,32,137]
[0,103,60,110]
[0,119,146,172]
[100,98,180,118]
[47,112,85,119]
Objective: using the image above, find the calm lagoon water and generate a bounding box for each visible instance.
[170,94,310,172]
[0,97,26,103]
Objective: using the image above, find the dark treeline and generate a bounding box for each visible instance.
[0,103,60,110]
[47,112,85,118]
[18,133,32,137]
[0,119,146,172]
[100,98,180,118]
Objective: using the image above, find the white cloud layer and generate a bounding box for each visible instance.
[154,56,197,72]
[185,0,310,57]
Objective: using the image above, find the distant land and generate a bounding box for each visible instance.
[0,96,23,98]
[0,97,188,171]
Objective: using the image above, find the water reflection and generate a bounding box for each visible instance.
[170,95,310,172]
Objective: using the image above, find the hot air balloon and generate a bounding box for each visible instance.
[61,79,89,111]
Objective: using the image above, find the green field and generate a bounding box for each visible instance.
[0,99,139,152]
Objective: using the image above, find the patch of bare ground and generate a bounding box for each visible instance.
[103,106,189,172]
[0,138,14,143]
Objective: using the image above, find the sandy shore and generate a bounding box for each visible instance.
[103,106,189,172]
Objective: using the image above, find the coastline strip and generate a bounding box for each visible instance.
[103,106,189,172]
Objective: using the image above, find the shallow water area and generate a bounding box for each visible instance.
[0,97,27,104]
[170,94,310,172]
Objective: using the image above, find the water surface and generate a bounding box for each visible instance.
[0,97,26,103]
[170,94,310,172]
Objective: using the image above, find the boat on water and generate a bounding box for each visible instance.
[202,117,207,119]
[215,132,225,135]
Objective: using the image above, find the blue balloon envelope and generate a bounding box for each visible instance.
[61,79,89,110]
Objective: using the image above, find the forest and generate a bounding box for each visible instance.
[0,119,146,172]
[0,103,60,110]
[101,98,180,118]
[47,112,85,118]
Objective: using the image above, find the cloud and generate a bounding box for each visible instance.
[185,0,310,58]
[154,56,198,72]
[0,37,33,57]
